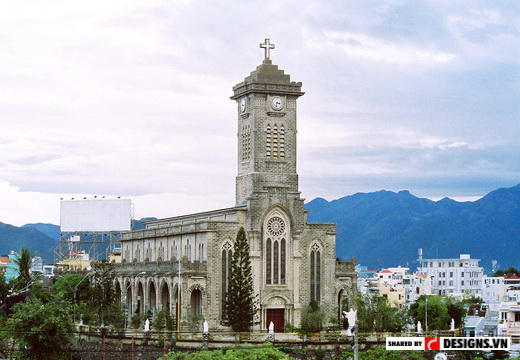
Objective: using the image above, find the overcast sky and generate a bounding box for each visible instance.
[0,0,518,227]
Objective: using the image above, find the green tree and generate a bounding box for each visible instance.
[463,295,484,305]
[409,295,450,331]
[88,259,118,325]
[52,273,89,303]
[493,266,520,277]
[355,293,408,332]
[445,297,468,328]
[13,247,34,291]
[10,298,75,360]
[0,270,9,311]
[222,227,258,332]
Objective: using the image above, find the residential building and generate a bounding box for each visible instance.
[418,254,483,296]
[403,273,433,303]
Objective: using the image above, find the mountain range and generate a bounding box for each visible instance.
[306,183,520,273]
[1,184,519,273]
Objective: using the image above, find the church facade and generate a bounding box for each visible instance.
[114,41,356,332]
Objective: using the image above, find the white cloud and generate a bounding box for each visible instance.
[0,181,20,194]
[0,0,518,226]
[318,30,455,65]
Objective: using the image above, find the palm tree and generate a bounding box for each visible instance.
[14,248,33,291]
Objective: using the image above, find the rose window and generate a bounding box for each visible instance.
[267,216,285,237]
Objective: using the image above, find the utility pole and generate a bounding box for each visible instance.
[425,296,428,335]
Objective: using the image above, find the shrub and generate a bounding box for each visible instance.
[160,343,289,360]
[300,300,324,334]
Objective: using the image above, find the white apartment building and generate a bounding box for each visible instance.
[482,276,506,303]
[403,273,433,303]
[418,254,483,296]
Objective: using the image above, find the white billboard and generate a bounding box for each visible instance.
[60,199,131,232]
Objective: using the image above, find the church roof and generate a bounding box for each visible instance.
[243,59,292,84]
[231,59,304,99]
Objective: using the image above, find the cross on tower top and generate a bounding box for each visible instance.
[260,38,275,60]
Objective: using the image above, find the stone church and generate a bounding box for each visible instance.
[114,40,356,332]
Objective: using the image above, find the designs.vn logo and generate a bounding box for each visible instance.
[425,337,441,350]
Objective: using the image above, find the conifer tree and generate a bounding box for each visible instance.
[222,227,258,332]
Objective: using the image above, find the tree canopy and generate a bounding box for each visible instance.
[10,298,75,360]
[355,293,408,332]
[493,266,520,277]
[408,295,467,331]
[88,259,123,327]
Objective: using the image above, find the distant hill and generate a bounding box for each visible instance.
[0,222,58,263]
[22,223,60,241]
[0,218,156,264]
[3,182,520,274]
[306,184,520,273]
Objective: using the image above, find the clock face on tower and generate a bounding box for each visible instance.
[240,98,246,113]
[271,96,283,110]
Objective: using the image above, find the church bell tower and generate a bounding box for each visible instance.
[231,39,305,206]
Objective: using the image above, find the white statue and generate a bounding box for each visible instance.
[268,321,274,334]
[450,318,455,331]
[417,321,422,334]
[345,308,357,336]
[144,318,150,332]
[203,320,209,333]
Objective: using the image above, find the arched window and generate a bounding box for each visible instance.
[310,242,321,303]
[281,238,286,284]
[198,243,204,261]
[158,245,164,261]
[191,289,202,315]
[171,244,178,260]
[135,245,141,262]
[265,214,287,285]
[266,239,272,284]
[221,241,233,318]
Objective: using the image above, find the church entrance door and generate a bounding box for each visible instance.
[266,309,285,332]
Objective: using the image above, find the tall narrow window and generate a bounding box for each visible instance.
[310,251,315,302]
[221,242,233,318]
[316,250,321,301]
[222,249,227,306]
[266,239,272,284]
[310,242,321,303]
[241,125,251,161]
[279,125,285,159]
[281,239,286,284]
[274,240,279,284]
[266,124,272,158]
[272,125,279,158]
